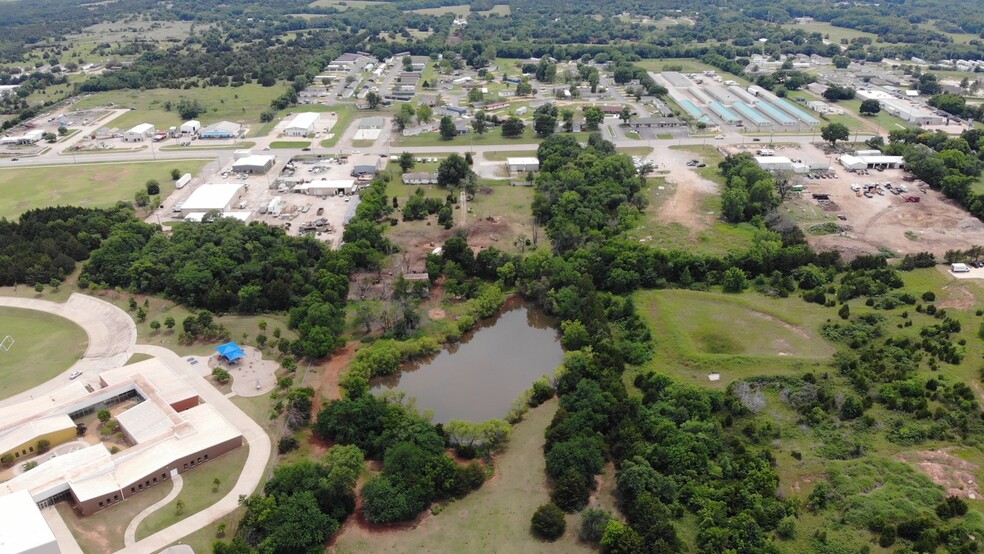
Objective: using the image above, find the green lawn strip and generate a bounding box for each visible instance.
[269,141,311,149]
[136,446,250,540]
[0,307,87,399]
[0,160,208,220]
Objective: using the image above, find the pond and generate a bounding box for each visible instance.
[371,298,564,423]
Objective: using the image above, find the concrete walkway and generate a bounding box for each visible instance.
[0,293,272,553]
[0,293,136,408]
[42,506,84,554]
[123,474,183,546]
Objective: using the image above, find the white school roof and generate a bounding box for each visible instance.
[180,184,244,212]
[0,414,74,456]
[0,490,57,553]
[99,358,198,408]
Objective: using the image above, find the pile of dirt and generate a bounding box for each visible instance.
[898,449,981,499]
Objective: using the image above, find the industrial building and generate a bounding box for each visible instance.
[627,117,685,128]
[284,112,320,137]
[232,155,276,174]
[856,90,945,126]
[200,121,241,140]
[294,179,356,196]
[179,183,245,216]
[839,154,906,170]
[755,156,795,172]
[0,490,59,554]
[183,211,252,223]
[0,129,44,145]
[507,157,541,173]
[180,120,201,135]
[0,358,243,516]
[123,123,155,142]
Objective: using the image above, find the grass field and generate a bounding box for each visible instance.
[58,481,173,554]
[410,4,470,15]
[136,446,250,540]
[0,307,87,399]
[637,58,751,87]
[333,399,614,552]
[307,0,387,8]
[0,160,209,220]
[782,21,878,44]
[477,3,510,16]
[633,289,836,388]
[269,140,311,149]
[73,85,288,136]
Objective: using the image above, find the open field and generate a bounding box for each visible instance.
[633,289,835,388]
[74,85,288,135]
[136,446,250,540]
[58,480,174,554]
[383,179,539,273]
[782,21,878,43]
[269,140,312,149]
[637,58,751,87]
[0,160,209,220]
[332,399,615,552]
[477,4,510,16]
[409,4,470,15]
[0,307,87,399]
[307,0,388,8]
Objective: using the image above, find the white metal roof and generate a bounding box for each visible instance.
[179,183,244,212]
[126,123,154,134]
[857,155,904,164]
[99,358,198,408]
[295,179,355,190]
[0,490,57,553]
[506,157,540,165]
[117,401,174,444]
[755,156,793,164]
[286,112,320,131]
[232,155,275,168]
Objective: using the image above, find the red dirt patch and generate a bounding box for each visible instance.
[898,449,981,499]
[311,342,357,414]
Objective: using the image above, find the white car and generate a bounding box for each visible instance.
[69,370,82,380]
[714,135,725,140]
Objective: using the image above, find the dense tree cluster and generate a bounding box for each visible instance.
[313,392,487,524]
[0,206,132,286]
[719,153,780,224]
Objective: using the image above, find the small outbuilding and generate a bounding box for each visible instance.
[754,156,794,172]
[507,157,540,173]
[180,120,201,135]
[402,172,438,185]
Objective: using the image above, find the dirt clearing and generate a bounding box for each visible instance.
[898,449,981,499]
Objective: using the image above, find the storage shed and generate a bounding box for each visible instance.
[507,157,540,173]
[123,123,155,142]
[180,120,201,135]
[232,155,275,174]
[754,156,794,172]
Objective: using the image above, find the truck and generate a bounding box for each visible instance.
[756,149,774,156]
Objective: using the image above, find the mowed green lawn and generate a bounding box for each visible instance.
[0,307,88,399]
[0,160,208,220]
[136,446,249,540]
[73,84,288,136]
[634,289,835,387]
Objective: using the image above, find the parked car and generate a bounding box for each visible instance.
[69,370,82,380]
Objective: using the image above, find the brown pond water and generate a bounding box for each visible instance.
[371,299,564,423]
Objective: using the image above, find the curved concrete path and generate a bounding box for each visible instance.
[0,293,137,408]
[123,474,183,546]
[0,293,272,554]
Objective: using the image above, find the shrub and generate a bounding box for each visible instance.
[530,503,566,541]
[277,436,299,454]
[922,291,936,302]
[579,508,613,543]
[777,516,796,539]
[36,439,50,454]
[212,367,231,384]
[550,470,591,512]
